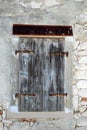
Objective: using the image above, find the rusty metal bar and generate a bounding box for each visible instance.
[49,52,68,57]
[49,93,67,97]
[15,93,36,98]
[15,50,34,55]
[20,118,37,123]
[13,24,73,36]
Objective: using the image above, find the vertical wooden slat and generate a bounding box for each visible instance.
[18,39,29,111]
[48,40,58,111]
[57,39,65,111]
[33,39,43,111]
[48,39,65,111]
[18,38,35,111]
[42,39,50,111]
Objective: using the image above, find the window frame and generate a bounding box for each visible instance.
[7,36,73,119]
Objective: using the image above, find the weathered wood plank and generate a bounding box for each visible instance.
[57,39,65,111]
[48,39,65,111]
[33,39,43,111]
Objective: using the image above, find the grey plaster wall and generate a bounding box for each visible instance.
[0,0,87,130]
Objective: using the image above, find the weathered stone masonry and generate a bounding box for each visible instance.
[0,0,87,130]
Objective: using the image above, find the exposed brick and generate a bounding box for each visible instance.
[20,118,37,123]
[0,111,3,115]
[81,98,87,102]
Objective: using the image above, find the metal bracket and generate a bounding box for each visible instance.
[49,52,68,57]
[49,93,67,97]
[15,50,34,55]
[15,93,36,98]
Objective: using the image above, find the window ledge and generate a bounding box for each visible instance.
[7,111,73,119]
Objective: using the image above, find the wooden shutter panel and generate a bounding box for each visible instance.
[17,38,65,111]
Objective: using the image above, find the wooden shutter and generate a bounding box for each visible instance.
[17,38,66,111]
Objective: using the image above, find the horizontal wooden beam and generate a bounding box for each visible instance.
[49,52,68,57]
[13,24,73,37]
[15,50,34,55]
[49,93,67,97]
[15,93,36,98]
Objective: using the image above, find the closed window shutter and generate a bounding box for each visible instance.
[17,38,66,111]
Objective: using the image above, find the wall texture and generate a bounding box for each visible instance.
[0,0,87,129]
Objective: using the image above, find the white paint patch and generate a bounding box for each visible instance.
[9,106,18,113]
[64,108,72,113]
[65,37,74,43]
[44,0,62,7]
[77,80,87,89]
[30,2,42,9]
[74,0,84,1]
[19,2,28,8]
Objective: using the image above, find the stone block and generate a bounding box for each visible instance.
[77,32,87,43]
[82,111,87,117]
[78,57,87,64]
[75,64,87,71]
[77,117,87,126]
[10,122,31,130]
[44,0,63,7]
[30,1,43,9]
[79,14,87,24]
[81,101,87,106]
[78,89,87,97]
[74,0,84,1]
[84,126,87,130]
[76,80,87,89]
[72,96,79,110]
[0,122,3,130]
[72,85,78,96]
[74,71,87,80]
[76,127,84,130]
[2,110,7,119]
[3,119,12,125]
[76,50,87,56]
[79,106,86,113]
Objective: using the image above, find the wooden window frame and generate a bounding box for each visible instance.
[7,25,73,119]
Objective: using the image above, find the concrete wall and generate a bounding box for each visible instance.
[0,0,87,129]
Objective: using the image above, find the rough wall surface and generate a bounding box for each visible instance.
[0,0,87,129]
